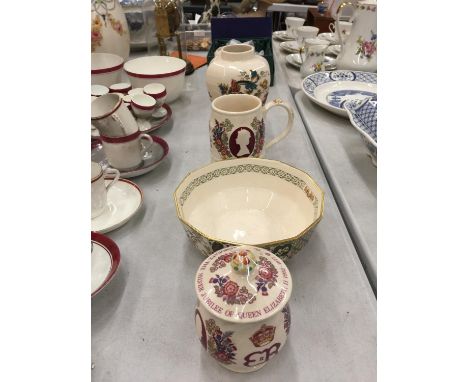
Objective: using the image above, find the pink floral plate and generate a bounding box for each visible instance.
[91,135,169,178]
[91,231,120,297]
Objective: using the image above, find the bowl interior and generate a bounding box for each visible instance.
[91,53,124,71]
[176,160,323,245]
[124,56,186,75]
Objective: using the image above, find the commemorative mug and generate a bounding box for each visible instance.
[210,94,294,161]
[100,131,154,171]
[91,93,139,137]
[91,161,120,218]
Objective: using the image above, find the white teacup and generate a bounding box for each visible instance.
[131,94,157,118]
[91,161,120,218]
[329,21,353,41]
[296,26,319,49]
[285,17,305,38]
[210,94,294,161]
[91,93,139,137]
[143,83,167,118]
[100,131,154,170]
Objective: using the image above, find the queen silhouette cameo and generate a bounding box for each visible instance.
[229,127,255,158]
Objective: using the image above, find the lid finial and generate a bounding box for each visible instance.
[230,248,257,274]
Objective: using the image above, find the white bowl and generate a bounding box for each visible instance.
[124,56,186,103]
[174,158,324,261]
[91,53,124,87]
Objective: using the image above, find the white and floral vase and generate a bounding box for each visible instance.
[335,0,377,72]
[206,44,271,105]
[195,246,292,373]
[91,0,130,60]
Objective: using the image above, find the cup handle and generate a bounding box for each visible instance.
[139,133,154,155]
[104,168,120,191]
[329,22,335,33]
[262,99,294,155]
[336,2,355,45]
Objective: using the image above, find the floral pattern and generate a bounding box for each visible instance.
[255,256,278,296]
[206,319,237,365]
[312,63,323,73]
[217,69,270,104]
[91,15,103,51]
[209,252,234,273]
[209,275,256,305]
[91,13,126,52]
[211,117,265,159]
[356,30,377,60]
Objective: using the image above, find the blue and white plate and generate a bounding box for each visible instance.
[344,98,377,165]
[302,70,377,117]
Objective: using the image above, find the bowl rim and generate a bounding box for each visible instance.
[173,158,325,248]
[124,56,187,78]
[91,53,124,74]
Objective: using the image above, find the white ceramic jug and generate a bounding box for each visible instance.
[91,0,130,60]
[335,0,377,72]
[300,38,330,78]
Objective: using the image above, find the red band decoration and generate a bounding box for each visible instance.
[100,130,141,144]
[91,62,124,75]
[131,100,155,110]
[91,98,123,121]
[124,66,185,79]
[144,89,167,99]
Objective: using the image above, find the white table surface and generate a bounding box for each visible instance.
[271,38,377,291]
[92,59,376,382]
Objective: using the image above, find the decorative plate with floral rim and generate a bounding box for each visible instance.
[302,70,377,117]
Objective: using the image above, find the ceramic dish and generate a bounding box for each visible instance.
[280,41,300,53]
[91,231,120,297]
[91,136,169,178]
[91,52,124,87]
[91,104,172,137]
[344,98,377,165]
[286,54,337,71]
[91,178,143,233]
[302,70,377,117]
[174,158,324,261]
[123,56,186,103]
[318,32,339,44]
[273,30,296,41]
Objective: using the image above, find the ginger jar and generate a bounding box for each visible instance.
[206,44,271,105]
[194,245,292,373]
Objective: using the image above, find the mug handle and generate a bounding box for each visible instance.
[336,2,355,45]
[329,22,335,33]
[104,168,120,191]
[262,99,294,155]
[139,133,154,156]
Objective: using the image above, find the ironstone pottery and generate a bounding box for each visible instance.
[194,245,292,373]
[205,44,271,105]
[173,157,324,261]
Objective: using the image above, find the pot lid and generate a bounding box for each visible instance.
[195,246,292,324]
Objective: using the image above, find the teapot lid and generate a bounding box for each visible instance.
[195,246,292,324]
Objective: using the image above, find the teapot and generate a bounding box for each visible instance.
[335,0,377,72]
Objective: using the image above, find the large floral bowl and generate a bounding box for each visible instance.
[174,158,324,261]
[344,97,377,165]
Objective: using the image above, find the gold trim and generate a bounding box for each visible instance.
[173,158,325,249]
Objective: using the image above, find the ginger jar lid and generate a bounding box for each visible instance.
[195,245,292,324]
